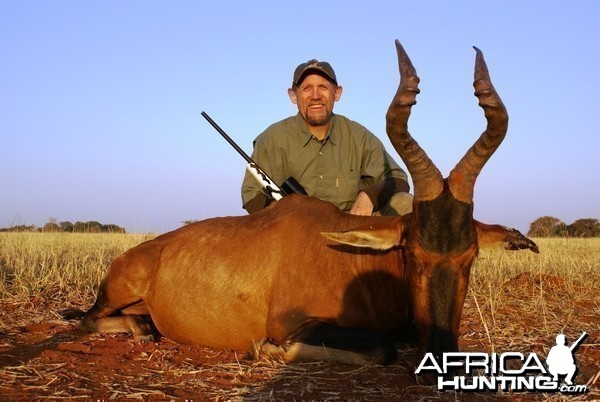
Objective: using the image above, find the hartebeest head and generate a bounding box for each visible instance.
[388,40,509,357]
[324,40,510,358]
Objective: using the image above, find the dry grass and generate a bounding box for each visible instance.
[468,238,600,350]
[0,233,599,400]
[0,232,155,300]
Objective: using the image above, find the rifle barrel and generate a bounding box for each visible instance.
[201,111,289,197]
[201,111,253,165]
[570,331,587,351]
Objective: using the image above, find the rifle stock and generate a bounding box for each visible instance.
[201,112,306,199]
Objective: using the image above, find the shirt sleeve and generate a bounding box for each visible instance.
[241,133,277,213]
[359,133,411,210]
[243,192,273,214]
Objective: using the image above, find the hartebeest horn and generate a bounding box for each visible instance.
[386,40,444,201]
[448,47,508,203]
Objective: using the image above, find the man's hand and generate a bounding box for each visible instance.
[350,191,374,216]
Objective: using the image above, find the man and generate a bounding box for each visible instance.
[241,58,412,216]
[546,334,577,385]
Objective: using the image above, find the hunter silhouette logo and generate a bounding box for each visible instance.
[546,332,587,386]
[415,331,589,394]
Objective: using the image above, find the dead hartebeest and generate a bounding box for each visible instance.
[73,40,538,366]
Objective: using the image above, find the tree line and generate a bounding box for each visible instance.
[527,216,600,237]
[0,218,126,233]
[2,216,597,237]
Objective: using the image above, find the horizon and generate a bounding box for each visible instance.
[1,207,596,236]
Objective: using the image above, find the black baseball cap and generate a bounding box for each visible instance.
[292,59,337,86]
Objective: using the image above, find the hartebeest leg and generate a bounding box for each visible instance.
[80,284,154,342]
[80,308,154,342]
[79,251,155,342]
[80,298,154,342]
[249,322,397,365]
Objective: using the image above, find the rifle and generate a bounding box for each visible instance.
[569,331,587,352]
[201,112,307,200]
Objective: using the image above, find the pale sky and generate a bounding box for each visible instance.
[1,1,599,233]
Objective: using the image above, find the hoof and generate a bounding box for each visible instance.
[134,334,155,343]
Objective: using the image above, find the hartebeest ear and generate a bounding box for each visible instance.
[475,220,539,253]
[321,218,407,250]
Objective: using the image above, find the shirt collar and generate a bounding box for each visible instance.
[295,113,338,147]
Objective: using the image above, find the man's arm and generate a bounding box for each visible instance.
[349,191,375,215]
[241,133,283,214]
[243,192,273,214]
[241,150,271,214]
[358,132,411,211]
[361,177,410,210]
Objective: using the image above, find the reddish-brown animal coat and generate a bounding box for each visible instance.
[102,196,409,350]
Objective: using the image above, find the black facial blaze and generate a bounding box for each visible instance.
[416,187,475,254]
[427,266,459,352]
[428,267,457,328]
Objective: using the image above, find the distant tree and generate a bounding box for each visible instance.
[555,222,570,237]
[60,221,74,232]
[89,221,102,233]
[181,219,199,226]
[0,224,36,232]
[0,220,125,233]
[42,217,61,232]
[527,216,565,237]
[102,224,126,233]
[567,218,600,237]
[73,221,102,233]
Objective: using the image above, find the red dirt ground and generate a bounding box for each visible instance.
[1,274,598,401]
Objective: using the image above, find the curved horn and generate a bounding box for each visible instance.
[448,47,508,203]
[386,40,443,201]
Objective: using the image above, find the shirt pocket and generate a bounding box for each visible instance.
[335,170,361,208]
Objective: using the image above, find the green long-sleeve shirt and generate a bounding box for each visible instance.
[241,113,410,213]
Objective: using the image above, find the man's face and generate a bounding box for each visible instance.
[289,74,342,128]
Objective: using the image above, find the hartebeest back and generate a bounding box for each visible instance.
[72,40,538,368]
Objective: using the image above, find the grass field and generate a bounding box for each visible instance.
[0,232,598,400]
[0,232,155,302]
